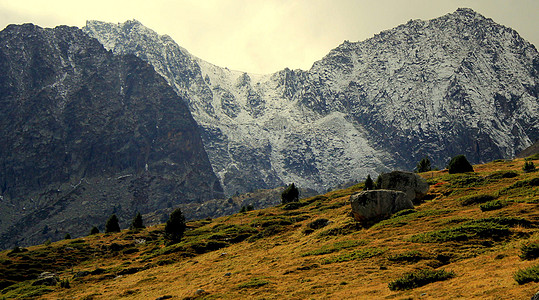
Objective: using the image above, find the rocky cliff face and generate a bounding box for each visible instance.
[84,9,539,196]
[0,24,223,248]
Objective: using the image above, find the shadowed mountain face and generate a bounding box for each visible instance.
[84,8,539,196]
[0,24,223,249]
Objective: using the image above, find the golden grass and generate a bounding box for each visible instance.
[0,158,538,299]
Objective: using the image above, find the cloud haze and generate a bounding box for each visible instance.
[1,0,537,74]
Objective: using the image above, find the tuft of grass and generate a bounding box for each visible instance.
[479,200,508,211]
[514,264,539,285]
[520,241,539,260]
[322,247,385,264]
[449,175,485,188]
[487,171,519,180]
[459,194,497,206]
[388,269,455,291]
[237,277,270,289]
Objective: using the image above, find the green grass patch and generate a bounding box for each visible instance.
[317,221,362,237]
[371,209,451,229]
[480,200,508,211]
[448,175,486,188]
[322,247,385,264]
[487,171,519,180]
[520,241,539,260]
[514,264,539,285]
[388,269,455,291]
[387,250,427,263]
[410,222,510,243]
[0,281,54,299]
[301,240,367,257]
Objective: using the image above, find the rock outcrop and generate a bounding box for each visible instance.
[0,24,223,249]
[350,190,413,223]
[375,171,429,204]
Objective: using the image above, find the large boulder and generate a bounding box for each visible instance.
[32,272,59,286]
[376,171,429,204]
[350,190,413,224]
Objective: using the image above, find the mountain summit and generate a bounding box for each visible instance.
[84,8,539,196]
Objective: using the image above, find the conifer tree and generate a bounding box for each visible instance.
[416,156,432,173]
[89,226,100,235]
[364,175,374,190]
[447,155,474,174]
[105,214,121,233]
[281,183,299,204]
[130,212,145,230]
[165,208,186,244]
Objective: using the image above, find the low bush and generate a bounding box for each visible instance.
[520,241,539,260]
[459,194,496,206]
[388,269,455,291]
[411,222,510,243]
[387,250,426,263]
[514,264,539,285]
[301,240,366,257]
[322,247,384,264]
[487,171,519,180]
[523,161,536,173]
[306,218,329,230]
[480,200,508,211]
[237,277,270,289]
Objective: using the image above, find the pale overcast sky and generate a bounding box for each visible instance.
[1,0,538,74]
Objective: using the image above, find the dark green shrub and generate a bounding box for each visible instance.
[514,264,539,284]
[130,212,145,230]
[282,201,307,210]
[237,277,270,289]
[411,222,511,243]
[89,226,100,235]
[105,214,121,233]
[64,233,71,240]
[487,171,518,180]
[416,156,432,173]
[281,183,299,204]
[447,155,474,174]
[480,200,507,211]
[165,208,186,244]
[307,218,329,230]
[520,241,539,260]
[364,175,374,190]
[523,161,536,172]
[459,194,496,206]
[60,279,70,288]
[388,269,455,291]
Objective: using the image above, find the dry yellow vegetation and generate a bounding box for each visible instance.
[0,158,538,299]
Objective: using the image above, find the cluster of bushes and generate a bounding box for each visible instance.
[388,269,455,291]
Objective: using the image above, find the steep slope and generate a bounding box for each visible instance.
[0,158,538,299]
[84,8,539,196]
[0,24,223,249]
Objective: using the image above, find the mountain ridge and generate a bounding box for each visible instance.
[83,8,539,196]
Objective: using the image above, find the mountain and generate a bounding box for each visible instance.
[1,158,538,298]
[83,8,539,196]
[0,24,223,249]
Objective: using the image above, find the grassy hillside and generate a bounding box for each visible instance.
[0,157,538,299]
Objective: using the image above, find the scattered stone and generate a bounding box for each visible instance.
[73,271,90,279]
[195,289,206,295]
[531,291,539,300]
[155,296,173,300]
[350,190,413,224]
[376,171,429,204]
[32,272,59,286]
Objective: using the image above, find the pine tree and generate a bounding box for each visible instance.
[523,161,536,173]
[105,214,121,233]
[89,226,100,235]
[416,156,432,173]
[447,155,474,174]
[130,212,145,230]
[165,208,186,244]
[64,233,71,240]
[281,183,299,204]
[364,175,374,190]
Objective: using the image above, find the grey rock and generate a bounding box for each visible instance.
[376,171,429,204]
[532,291,539,300]
[350,190,413,223]
[0,24,223,249]
[32,272,59,286]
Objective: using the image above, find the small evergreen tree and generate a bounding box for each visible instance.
[281,183,299,204]
[364,175,374,191]
[130,212,145,230]
[246,204,254,211]
[105,214,121,233]
[447,155,474,174]
[416,156,432,173]
[523,161,536,173]
[89,226,100,235]
[165,208,186,244]
[64,233,71,240]
[239,206,247,213]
